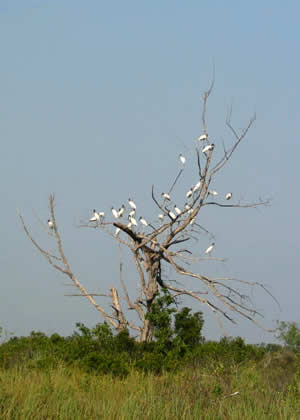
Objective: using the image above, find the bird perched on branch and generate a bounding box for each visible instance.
[208,190,218,197]
[198,133,208,141]
[226,192,232,200]
[202,144,215,153]
[89,210,100,222]
[128,198,136,211]
[111,207,119,219]
[167,210,177,220]
[48,219,54,229]
[118,205,125,218]
[193,181,202,193]
[139,216,148,227]
[161,192,171,201]
[179,154,186,167]
[174,205,181,215]
[205,242,215,255]
[129,215,138,226]
[186,187,193,199]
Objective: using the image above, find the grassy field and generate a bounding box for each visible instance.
[0,352,299,420]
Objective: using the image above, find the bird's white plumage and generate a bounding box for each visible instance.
[128,199,136,210]
[174,205,181,215]
[179,154,186,166]
[202,144,214,153]
[118,205,125,217]
[90,210,100,222]
[186,188,193,199]
[198,134,208,141]
[129,216,138,226]
[193,181,202,193]
[111,207,119,219]
[115,227,121,237]
[226,192,232,200]
[208,190,218,197]
[168,210,177,220]
[129,209,136,217]
[161,192,171,201]
[48,219,54,229]
[205,243,215,255]
[139,216,148,226]
[98,211,105,218]
[158,214,164,220]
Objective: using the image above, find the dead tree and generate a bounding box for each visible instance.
[19,86,275,342]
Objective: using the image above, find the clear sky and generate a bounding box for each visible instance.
[1,1,299,343]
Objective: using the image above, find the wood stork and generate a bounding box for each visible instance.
[129,209,136,217]
[205,242,215,255]
[174,205,181,215]
[139,216,148,227]
[111,207,119,219]
[90,210,100,222]
[186,188,193,199]
[179,154,186,167]
[98,211,105,218]
[193,181,202,193]
[202,144,215,153]
[128,198,136,211]
[129,215,138,226]
[115,227,121,237]
[118,205,125,218]
[198,133,208,141]
[226,192,232,200]
[161,192,171,201]
[168,210,177,220]
[48,219,54,229]
[208,190,218,197]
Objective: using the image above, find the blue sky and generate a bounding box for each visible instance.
[0,1,299,342]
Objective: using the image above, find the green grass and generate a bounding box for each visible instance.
[0,353,299,420]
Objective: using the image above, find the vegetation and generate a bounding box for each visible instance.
[0,315,299,419]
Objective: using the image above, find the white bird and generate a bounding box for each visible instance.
[174,205,181,215]
[179,154,186,167]
[128,198,136,211]
[118,205,125,218]
[139,216,148,227]
[188,208,194,215]
[115,227,121,237]
[129,209,136,217]
[190,217,195,225]
[205,242,215,255]
[184,203,191,211]
[161,192,171,201]
[226,192,232,200]
[158,214,164,221]
[208,190,218,197]
[129,215,138,226]
[168,210,177,220]
[186,188,193,199]
[89,210,100,222]
[98,211,105,218]
[48,219,54,229]
[111,207,119,219]
[198,133,208,141]
[127,221,132,229]
[202,144,215,153]
[193,181,202,193]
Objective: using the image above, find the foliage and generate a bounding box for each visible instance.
[0,355,299,419]
[276,320,300,352]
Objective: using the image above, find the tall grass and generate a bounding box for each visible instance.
[0,353,299,420]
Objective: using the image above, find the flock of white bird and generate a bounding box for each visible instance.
[47,135,232,256]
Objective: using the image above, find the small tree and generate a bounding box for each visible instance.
[276,321,300,352]
[19,83,275,341]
